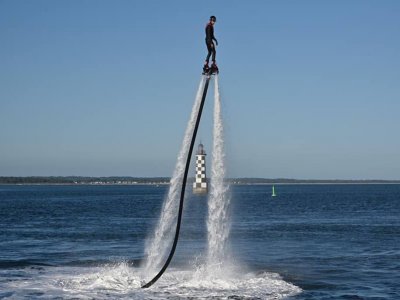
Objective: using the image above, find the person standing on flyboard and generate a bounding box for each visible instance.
[203,16,219,74]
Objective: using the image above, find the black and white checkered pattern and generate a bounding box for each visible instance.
[193,153,207,193]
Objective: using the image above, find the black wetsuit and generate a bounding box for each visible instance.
[205,23,217,63]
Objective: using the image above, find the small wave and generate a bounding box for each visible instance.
[64,258,142,267]
[0,259,52,269]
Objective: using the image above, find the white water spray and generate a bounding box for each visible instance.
[144,77,205,274]
[139,76,302,299]
[207,75,231,269]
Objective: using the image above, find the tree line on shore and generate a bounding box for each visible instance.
[0,176,399,185]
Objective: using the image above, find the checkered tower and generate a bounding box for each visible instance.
[193,143,208,194]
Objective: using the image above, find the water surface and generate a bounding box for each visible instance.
[0,184,399,299]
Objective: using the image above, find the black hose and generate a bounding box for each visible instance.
[141,76,211,288]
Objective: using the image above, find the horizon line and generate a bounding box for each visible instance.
[0,176,399,182]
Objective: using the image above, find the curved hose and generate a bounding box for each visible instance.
[141,76,211,288]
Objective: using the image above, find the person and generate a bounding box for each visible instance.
[203,16,218,73]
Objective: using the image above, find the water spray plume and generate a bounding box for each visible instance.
[142,75,212,288]
[143,77,205,274]
[207,75,231,270]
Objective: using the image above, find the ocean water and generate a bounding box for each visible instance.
[0,184,399,299]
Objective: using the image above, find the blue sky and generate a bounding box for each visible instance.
[1,1,399,179]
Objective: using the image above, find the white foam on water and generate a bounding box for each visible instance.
[143,77,206,276]
[1,263,302,299]
[207,75,232,268]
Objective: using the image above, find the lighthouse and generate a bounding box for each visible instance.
[193,143,208,194]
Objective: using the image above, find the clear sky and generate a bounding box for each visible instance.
[1,1,399,179]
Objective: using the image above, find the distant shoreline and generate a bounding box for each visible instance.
[1,183,400,186]
[1,176,399,185]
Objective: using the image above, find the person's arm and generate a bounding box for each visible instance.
[213,36,218,46]
[211,26,218,46]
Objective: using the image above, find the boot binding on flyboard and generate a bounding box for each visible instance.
[202,63,219,76]
[202,64,210,75]
[210,62,219,74]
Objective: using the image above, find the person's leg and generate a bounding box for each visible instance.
[211,42,216,63]
[205,42,213,65]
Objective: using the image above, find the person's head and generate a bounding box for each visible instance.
[210,15,216,25]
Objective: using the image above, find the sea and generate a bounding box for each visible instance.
[0,184,399,299]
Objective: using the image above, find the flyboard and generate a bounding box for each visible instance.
[141,65,219,288]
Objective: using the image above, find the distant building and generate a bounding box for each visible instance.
[193,143,208,194]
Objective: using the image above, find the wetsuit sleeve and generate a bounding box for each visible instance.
[210,26,217,44]
[206,24,213,42]
[206,24,218,45]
